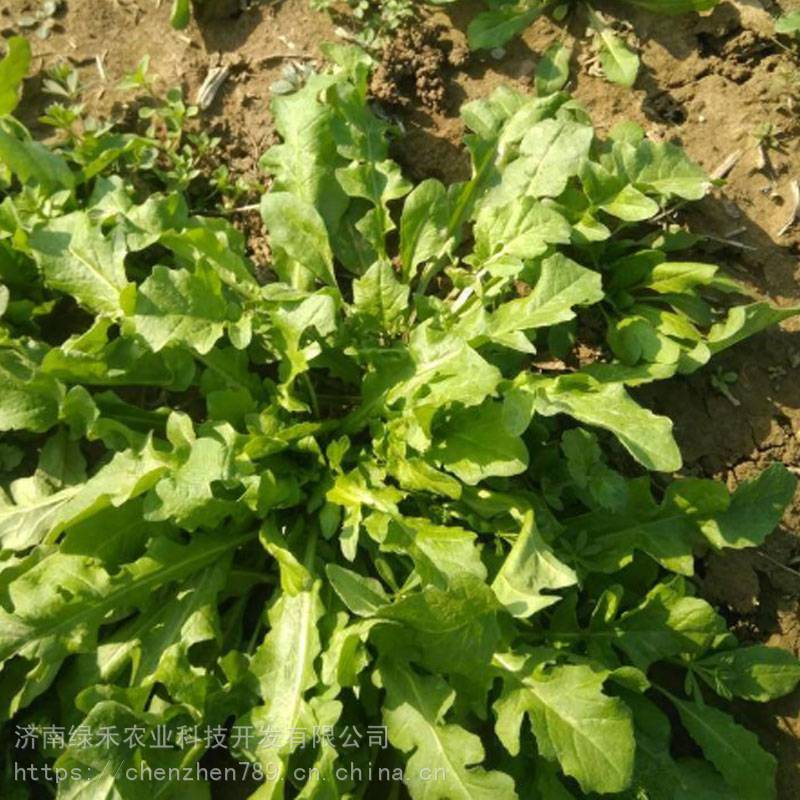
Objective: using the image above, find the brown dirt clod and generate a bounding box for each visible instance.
[370,21,463,112]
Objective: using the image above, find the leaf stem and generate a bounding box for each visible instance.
[303,525,320,571]
[302,372,321,418]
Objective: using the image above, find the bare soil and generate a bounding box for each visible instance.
[4,0,800,794]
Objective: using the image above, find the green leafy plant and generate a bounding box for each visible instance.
[467,0,720,51]
[709,365,739,406]
[317,0,714,87]
[170,0,711,93]
[34,53,259,213]
[586,7,640,88]
[775,10,800,38]
[302,0,720,88]
[1,36,800,800]
[171,0,193,28]
[311,0,422,47]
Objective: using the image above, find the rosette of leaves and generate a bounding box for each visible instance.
[1,37,800,800]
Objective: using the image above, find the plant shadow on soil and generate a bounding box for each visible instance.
[189,2,266,57]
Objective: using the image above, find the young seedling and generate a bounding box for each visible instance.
[710,365,740,406]
[16,0,62,40]
[586,4,640,87]
[751,120,784,174]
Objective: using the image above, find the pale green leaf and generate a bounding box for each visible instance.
[468,5,543,50]
[399,178,449,280]
[381,658,519,800]
[597,30,640,88]
[326,563,389,616]
[499,119,594,199]
[600,184,659,221]
[494,652,635,794]
[489,253,603,340]
[130,264,233,354]
[376,578,502,685]
[29,212,128,314]
[492,511,577,617]
[613,578,728,669]
[672,696,776,800]
[707,303,800,356]
[0,127,74,191]
[242,578,324,792]
[0,442,167,551]
[512,373,681,472]
[387,326,502,413]
[380,517,487,588]
[352,260,409,328]
[260,74,348,232]
[0,348,63,434]
[694,645,800,702]
[775,11,800,35]
[261,192,337,288]
[0,531,251,718]
[471,198,572,268]
[0,37,31,116]
[700,462,796,549]
[431,401,529,485]
[536,42,571,96]
[622,139,710,200]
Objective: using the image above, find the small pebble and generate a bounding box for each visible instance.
[518,59,535,76]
